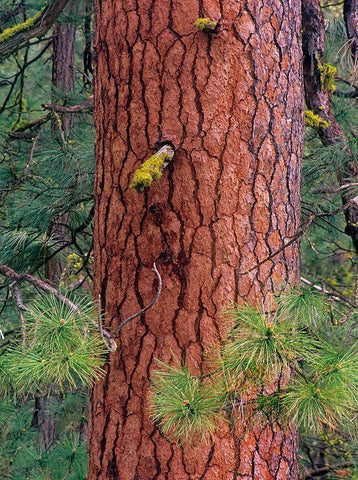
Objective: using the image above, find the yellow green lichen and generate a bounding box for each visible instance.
[130,152,169,192]
[305,110,331,130]
[10,118,28,132]
[0,8,44,44]
[318,62,337,94]
[194,18,218,31]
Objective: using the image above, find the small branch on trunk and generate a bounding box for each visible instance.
[111,263,162,335]
[194,18,220,34]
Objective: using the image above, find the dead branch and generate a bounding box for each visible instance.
[239,202,353,276]
[42,95,94,113]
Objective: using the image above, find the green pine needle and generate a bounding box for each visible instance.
[275,288,329,328]
[282,376,355,432]
[221,303,312,380]
[307,341,358,399]
[150,361,222,444]
[2,294,107,391]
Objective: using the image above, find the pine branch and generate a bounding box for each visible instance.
[0,263,116,351]
[0,263,163,350]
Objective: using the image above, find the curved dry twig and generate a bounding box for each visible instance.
[111,263,162,336]
[0,263,162,351]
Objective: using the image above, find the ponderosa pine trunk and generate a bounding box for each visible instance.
[88,1,303,479]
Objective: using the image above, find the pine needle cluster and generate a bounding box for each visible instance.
[150,289,358,444]
[1,294,107,393]
[150,362,222,444]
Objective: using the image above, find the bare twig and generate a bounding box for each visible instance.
[42,95,93,113]
[111,263,162,336]
[303,232,319,254]
[239,202,353,276]
[300,462,353,479]
[22,125,45,177]
[11,283,28,346]
[300,276,356,307]
[0,263,163,351]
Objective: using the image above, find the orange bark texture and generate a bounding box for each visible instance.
[89,0,304,479]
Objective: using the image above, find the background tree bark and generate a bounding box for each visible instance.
[302,0,358,252]
[88,1,303,479]
[344,0,358,64]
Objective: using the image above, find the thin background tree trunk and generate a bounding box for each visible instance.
[33,0,77,450]
[88,1,303,479]
[302,0,358,252]
[344,0,358,65]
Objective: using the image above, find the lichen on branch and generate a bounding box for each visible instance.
[305,110,331,130]
[0,8,44,44]
[130,144,175,192]
[0,0,70,57]
[318,62,337,94]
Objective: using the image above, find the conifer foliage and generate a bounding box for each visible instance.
[151,290,358,444]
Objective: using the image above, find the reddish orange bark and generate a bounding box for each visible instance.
[89,1,303,479]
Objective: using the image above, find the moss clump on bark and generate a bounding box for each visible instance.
[131,150,173,192]
[194,18,218,32]
[305,110,331,130]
